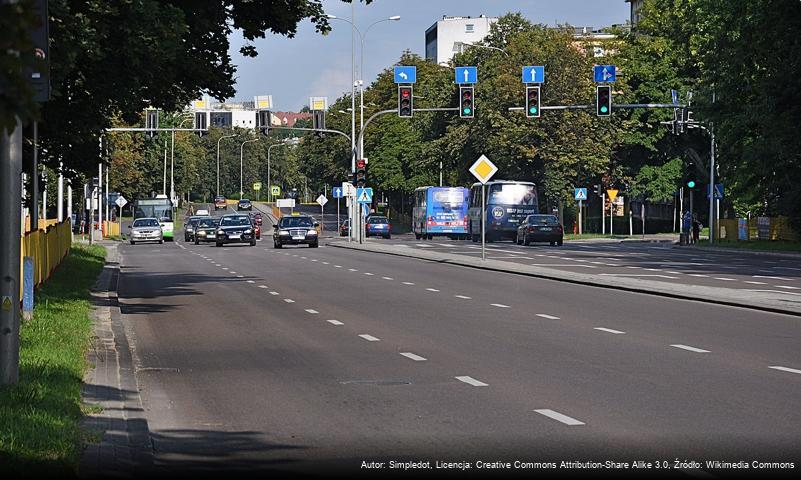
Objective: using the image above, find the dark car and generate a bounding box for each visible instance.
[214,195,227,211]
[273,214,319,248]
[193,217,220,244]
[365,216,391,239]
[215,214,256,247]
[516,214,563,246]
[184,216,207,241]
[339,219,350,236]
[237,199,252,211]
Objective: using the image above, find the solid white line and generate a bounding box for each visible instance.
[594,327,626,335]
[491,303,510,308]
[258,285,269,289]
[400,352,427,361]
[530,264,597,268]
[769,366,801,375]
[305,309,319,314]
[382,276,394,280]
[599,274,678,279]
[246,280,255,284]
[358,334,380,342]
[284,299,295,303]
[269,291,279,295]
[454,295,472,299]
[671,344,710,353]
[426,288,440,292]
[536,314,560,320]
[533,409,585,426]
[402,282,415,285]
[327,320,344,326]
[744,281,767,285]
[455,376,488,387]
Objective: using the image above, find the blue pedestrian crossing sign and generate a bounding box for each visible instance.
[594,65,617,83]
[574,188,588,201]
[707,183,724,200]
[356,187,373,204]
[332,186,343,199]
[455,66,477,84]
[522,66,545,84]
[394,66,417,84]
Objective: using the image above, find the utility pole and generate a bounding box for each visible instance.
[1,119,23,385]
[31,122,38,231]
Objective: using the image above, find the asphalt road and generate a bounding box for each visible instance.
[116,234,801,476]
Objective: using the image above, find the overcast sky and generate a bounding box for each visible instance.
[227,0,631,111]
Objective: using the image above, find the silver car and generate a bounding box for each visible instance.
[129,217,164,245]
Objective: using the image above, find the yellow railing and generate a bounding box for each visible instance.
[20,220,72,297]
[717,216,800,242]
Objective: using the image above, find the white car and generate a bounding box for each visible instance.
[129,218,164,245]
[195,209,210,216]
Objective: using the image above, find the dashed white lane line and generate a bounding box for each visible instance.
[358,334,380,342]
[425,288,441,293]
[382,276,394,280]
[335,265,342,268]
[626,266,642,269]
[671,344,710,353]
[349,268,358,272]
[402,282,415,285]
[246,280,255,284]
[713,277,736,281]
[594,327,626,335]
[745,281,767,285]
[769,366,801,375]
[322,262,329,265]
[236,275,244,278]
[300,256,307,260]
[283,299,295,303]
[536,314,560,320]
[400,352,427,362]
[258,285,269,289]
[310,259,318,262]
[776,285,801,290]
[305,309,319,314]
[230,271,237,274]
[688,274,709,278]
[364,272,374,276]
[454,295,472,299]
[455,376,488,387]
[327,320,344,326]
[533,409,585,426]
[491,303,510,308]
[221,267,228,270]
[753,275,793,281]
[269,291,280,295]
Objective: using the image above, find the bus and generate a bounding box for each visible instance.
[412,186,470,240]
[134,195,175,240]
[468,180,538,242]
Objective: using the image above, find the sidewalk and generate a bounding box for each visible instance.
[79,240,152,478]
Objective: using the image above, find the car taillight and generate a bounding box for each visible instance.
[528,226,535,232]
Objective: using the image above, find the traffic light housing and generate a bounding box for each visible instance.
[356,159,367,188]
[459,86,474,119]
[257,110,272,136]
[593,184,601,196]
[398,86,413,117]
[596,85,612,117]
[525,86,541,118]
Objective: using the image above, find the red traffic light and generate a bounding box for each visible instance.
[398,86,413,117]
[356,159,366,170]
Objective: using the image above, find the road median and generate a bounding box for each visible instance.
[329,240,801,316]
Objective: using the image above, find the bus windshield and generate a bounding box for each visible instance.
[135,205,173,222]
[488,184,537,205]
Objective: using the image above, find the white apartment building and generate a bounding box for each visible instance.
[425,15,498,65]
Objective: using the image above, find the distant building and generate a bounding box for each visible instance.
[425,15,498,65]
[626,0,645,27]
[565,26,620,58]
[271,111,311,128]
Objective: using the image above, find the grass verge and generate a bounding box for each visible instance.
[0,244,107,476]
[697,239,801,252]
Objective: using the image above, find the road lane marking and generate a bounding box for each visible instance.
[258,285,268,289]
[358,334,380,342]
[665,271,683,275]
[335,265,342,268]
[746,289,801,296]
[327,320,344,326]
[364,272,374,276]
[776,285,801,290]
[349,268,358,272]
[536,314,560,320]
[645,268,663,272]
[305,309,319,314]
[322,262,329,265]
[310,259,318,262]
[599,274,678,279]
[773,267,801,271]
[455,376,488,387]
[753,275,793,281]
[713,277,736,281]
[769,366,801,375]
[454,295,472,299]
[236,275,244,278]
[382,277,394,280]
[300,256,307,259]
[533,409,585,426]
[246,280,255,283]
[594,327,626,334]
[230,271,237,274]
[269,291,280,296]
[530,264,596,268]
[400,352,427,361]
[491,303,510,308]
[221,267,227,270]
[671,344,710,353]
[284,299,295,303]
[745,281,767,285]
[426,288,440,292]
[626,266,642,269]
[688,274,709,277]
[402,282,415,285]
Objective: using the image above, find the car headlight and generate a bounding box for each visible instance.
[306,230,317,235]
[217,229,224,235]
[244,228,252,234]
[198,231,206,236]
[279,230,289,235]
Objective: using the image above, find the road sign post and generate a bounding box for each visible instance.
[607,189,619,236]
[574,188,587,235]
[316,195,328,233]
[469,155,498,261]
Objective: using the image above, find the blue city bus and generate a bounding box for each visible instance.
[468,180,538,242]
[412,186,470,240]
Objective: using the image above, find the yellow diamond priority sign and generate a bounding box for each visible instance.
[469,154,498,184]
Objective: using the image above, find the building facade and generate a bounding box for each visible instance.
[425,15,498,65]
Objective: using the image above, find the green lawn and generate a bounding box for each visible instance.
[698,239,801,252]
[0,244,107,476]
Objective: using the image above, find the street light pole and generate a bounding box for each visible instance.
[240,137,259,200]
[170,115,193,204]
[216,133,237,197]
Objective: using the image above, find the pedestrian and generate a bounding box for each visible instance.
[682,210,692,235]
[692,214,700,244]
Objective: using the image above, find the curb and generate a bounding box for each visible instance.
[329,241,801,317]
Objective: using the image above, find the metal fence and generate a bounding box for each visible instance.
[20,220,72,297]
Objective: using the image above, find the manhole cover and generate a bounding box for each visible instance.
[340,380,411,386]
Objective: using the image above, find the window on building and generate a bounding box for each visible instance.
[465,24,474,33]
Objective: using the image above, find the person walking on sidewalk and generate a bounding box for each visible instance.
[692,214,700,244]
[682,211,692,235]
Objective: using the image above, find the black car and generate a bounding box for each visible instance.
[516,214,564,246]
[184,216,207,241]
[273,214,319,248]
[237,199,252,211]
[215,214,256,247]
[193,217,220,244]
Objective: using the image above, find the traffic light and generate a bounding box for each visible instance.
[459,86,474,118]
[257,110,272,136]
[398,86,413,117]
[312,110,326,137]
[596,85,612,117]
[686,179,696,189]
[145,109,158,138]
[194,112,207,137]
[525,86,541,118]
[356,159,367,188]
[593,184,601,196]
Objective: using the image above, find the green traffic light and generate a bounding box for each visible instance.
[687,180,696,188]
[529,107,537,114]
[600,106,608,113]
[464,107,471,114]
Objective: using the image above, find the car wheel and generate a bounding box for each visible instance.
[159,239,164,244]
[274,242,282,249]
[385,235,391,240]
[523,235,530,246]
[216,241,223,247]
[250,240,256,246]
[557,239,563,246]
[310,242,318,248]
[194,239,199,245]
[130,241,135,245]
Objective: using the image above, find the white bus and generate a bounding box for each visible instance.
[134,196,175,240]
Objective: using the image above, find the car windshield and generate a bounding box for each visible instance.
[198,219,218,227]
[220,216,251,226]
[133,219,159,227]
[280,217,314,228]
[529,215,559,225]
[368,217,388,224]
[239,200,250,204]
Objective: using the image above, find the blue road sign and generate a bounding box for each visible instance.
[574,188,588,201]
[707,183,724,200]
[455,66,477,84]
[522,66,545,84]
[332,186,343,199]
[394,66,417,84]
[593,65,617,83]
[356,187,373,204]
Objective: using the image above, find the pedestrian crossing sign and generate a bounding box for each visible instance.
[356,187,373,204]
[574,188,587,201]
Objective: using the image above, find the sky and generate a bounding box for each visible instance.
[227,0,631,111]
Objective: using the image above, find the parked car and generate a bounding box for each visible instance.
[237,198,252,211]
[214,195,227,211]
[215,214,256,247]
[129,217,163,245]
[273,214,319,248]
[365,216,391,239]
[339,219,350,236]
[193,217,220,244]
[515,214,564,246]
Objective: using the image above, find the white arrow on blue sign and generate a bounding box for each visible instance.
[332,187,343,199]
[574,188,588,201]
[522,66,545,84]
[455,66,477,84]
[393,66,417,84]
[593,65,616,83]
[356,187,373,204]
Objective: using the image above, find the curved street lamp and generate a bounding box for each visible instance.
[216,133,237,196]
[239,137,260,200]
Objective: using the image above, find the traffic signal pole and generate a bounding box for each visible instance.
[1,118,23,385]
